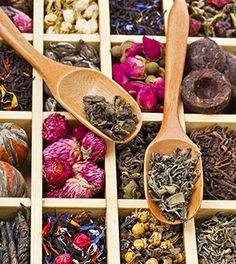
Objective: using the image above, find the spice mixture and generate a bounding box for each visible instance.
[120,209,185,264]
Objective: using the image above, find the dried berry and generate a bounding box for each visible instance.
[182,68,232,114]
[186,38,226,73]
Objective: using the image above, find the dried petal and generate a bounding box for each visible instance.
[152,77,165,101]
[121,42,144,62]
[73,233,91,249]
[112,63,129,86]
[206,0,230,8]
[136,84,157,111]
[123,81,145,100]
[189,17,201,37]
[143,36,163,61]
[120,57,146,79]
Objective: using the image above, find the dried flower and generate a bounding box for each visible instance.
[60,21,73,33]
[143,36,163,61]
[83,2,99,19]
[43,158,73,188]
[74,0,90,12]
[42,113,69,145]
[145,258,158,264]
[54,253,72,264]
[72,161,105,193]
[88,17,98,34]
[189,17,201,37]
[43,138,82,165]
[121,42,144,62]
[73,233,91,249]
[75,17,91,34]
[121,57,146,79]
[214,20,231,37]
[81,132,106,162]
[132,223,145,236]
[124,250,135,263]
[206,0,231,8]
[44,13,57,26]
[123,81,145,100]
[152,77,165,101]
[112,63,129,86]
[63,9,74,24]
[136,84,157,111]
[70,124,89,142]
[45,188,63,198]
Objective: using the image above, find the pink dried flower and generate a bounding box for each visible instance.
[152,77,165,101]
[120,57,146,79]
[121,42,144,62]
[73,161,105,193]
[43,158,73,188]
[136,84,157,111]
[81,132,106,162]
[123,81,145,100]
[189,17,201,36]
[43,113,69,145]
[206,0,230,8]
[143,36,163,61]
[73,233,91,249]
[12,12,32,33]
[112,63,129,86]
[43,138,82,165]
[45,188,63,198]
[54,253,72,264]
[158,105,164,113]
[70,124,89,142]
[214,20,231,37]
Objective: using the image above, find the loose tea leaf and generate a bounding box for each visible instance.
[116,122,159,199]
[110,0,164,35]
[120,209,185,263]
[148,148,200,222]
[190,125,236,200]
[83,95,138,141]
[196,214,236,264]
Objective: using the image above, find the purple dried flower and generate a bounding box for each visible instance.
[43,138,82,165]
[70,124,89,142]
[136,84,157,111]
[120,57,146,79]
[81,132,106,162]
[214,20,231,37]
[123,81,145,100]
[43,113,69,145]
[189,17,201,36]
[152,77,165,101]
[143,36,163,61]
[73,161,105,193]
[112,63,129,86]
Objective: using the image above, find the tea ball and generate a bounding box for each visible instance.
[0,161,27,197]
[0,122,29,167]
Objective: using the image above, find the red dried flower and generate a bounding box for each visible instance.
[136,84,157,111]
[189,17,201,36]
[143,36,163,61]
[73,233,91,249]
[123,81,145,100]
[120,57,146,79]
[70,124,89,142]
[43,113,69,145]
[54,253,72,264]
[207,0,230,8]
[112,63,129,86]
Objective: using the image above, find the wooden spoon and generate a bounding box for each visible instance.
[144,0,203,224]
[0,8,142,144]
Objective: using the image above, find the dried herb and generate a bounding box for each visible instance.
[116,122,159,199]
[120,209,185,263]
[187,0,236,37]
[83,95,138,141]
[148,148,200,222]
[0,45,32,111]
[190,125,236,200]
[196,214,236,264]
[44,41,100,111]
[110,0,164,35]
[42,212,106,263]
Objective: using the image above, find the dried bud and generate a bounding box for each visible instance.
[44,13,57,26]
[73,233,91,249]
[124,250,135,262]
[132,223,145,236]
[121,42,143,62]
[120,57,146,79]
[152,77,165,101]
[88,18,98,34]
[206,0,230,8]
[189,17,201,36]
[112,63,129,86]
[74,0,89,12]
[123,81,145,100]
[145,62,159,75]
[75,17,91,34]
[63,9,74,24]
[143,36,163,61]
[83,2,99,19]
[111,45,123,58]
[60,21,73,34]
[136,84,157,111]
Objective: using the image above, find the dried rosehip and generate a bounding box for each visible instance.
[224,51,236,85]
[181,68,232,114]
[214,20,231,37]
[186,38,226,73]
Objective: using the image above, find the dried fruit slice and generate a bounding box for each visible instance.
[181,69,232,114]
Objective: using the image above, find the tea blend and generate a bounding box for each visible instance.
[83,95,138,141]
[182,38,236,114]
[187,0,236,37]
[44,0,99,34]
[44,41,100,111]
[110,0,164,35]
[190,125,236,200]
[120,209,185,263]
[0,45,32,111]
[0,204,30,264]
[43,113,106,198]
[112,36,165,112]
[42,212,106,264]
[148,148,200,222]
[196,214,236,264]
[116,122,159,199]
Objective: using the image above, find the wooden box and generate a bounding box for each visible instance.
[0,0,235,263]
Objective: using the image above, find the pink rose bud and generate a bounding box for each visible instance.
[120,57,146,79]
[152,77,165,101]
[206,0,230,8]
[121,42,144,62]
[136,84,157,111]
[143,36,163,61]
[123,81,145,100]
[189,17,201,36]
[112,63,129,86]
[54,253,72,264]
[13,12,33,33]
[73,233,91,249]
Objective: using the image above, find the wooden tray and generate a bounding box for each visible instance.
[0,0,236,263]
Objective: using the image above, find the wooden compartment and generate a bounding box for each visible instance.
[0,0,235,263]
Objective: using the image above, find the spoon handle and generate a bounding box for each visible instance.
[162,0,189,134]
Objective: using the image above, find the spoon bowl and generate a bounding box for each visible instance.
[144,0,203,224]
[0,8,142,144]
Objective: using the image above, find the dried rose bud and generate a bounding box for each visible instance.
[70,124,89,142]
[123,81,145,100]
[72,161,105,193]
[214,20,231,37]
[54,253,72,264]
[120,57,146,79]
[43,158,73,188]
[189,17,201,36]
[112,63,129,86]
[43,138,82,165]
[206,0,230,8]
[152,77,165,101]
[81,132,106,162]
[143,36,163,61]
[73,233,91,249]
[43,113,69,145]
[136,84,157,111]
[121,42,144,62]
